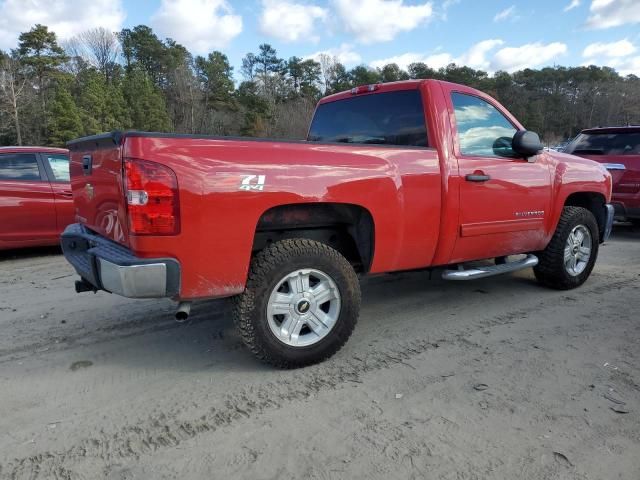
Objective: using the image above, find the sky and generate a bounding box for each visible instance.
[1,0,639,77]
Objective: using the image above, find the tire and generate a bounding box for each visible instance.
[534,206,599,290]
[233,239,361,368]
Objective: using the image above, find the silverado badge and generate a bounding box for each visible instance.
[515,210,545,217]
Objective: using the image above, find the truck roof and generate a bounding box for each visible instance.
[319,79,429,104]
[0,146,68,154]
[581,126,640,134]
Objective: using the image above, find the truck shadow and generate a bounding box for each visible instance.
[39,269,544,374]
[0,245,62,262]
[610,222,640,242]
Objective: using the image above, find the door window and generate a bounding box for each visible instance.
[0,153,41,180]
[451,93,517,158]
[45,154,70,182]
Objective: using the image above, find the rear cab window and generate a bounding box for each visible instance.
[0,153,42,181]
[565,131,640,155]
[308,90,428,147]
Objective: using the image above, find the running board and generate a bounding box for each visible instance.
[442,254,538,281]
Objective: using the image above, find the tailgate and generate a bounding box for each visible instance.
[582,154,640,194]
[67,132,130,246]
[609,155,640,194]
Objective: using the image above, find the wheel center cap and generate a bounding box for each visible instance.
[296,300,311,314]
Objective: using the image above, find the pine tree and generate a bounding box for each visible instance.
[17,24,67,141]
[47,81,83,146]
[122,67,170,132]
[75,68,106,134]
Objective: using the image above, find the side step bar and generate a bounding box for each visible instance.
[442,254,538,281]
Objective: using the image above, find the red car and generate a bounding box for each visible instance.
[564,126,640,225]
[62,80,612,367]
[0,146,74,250]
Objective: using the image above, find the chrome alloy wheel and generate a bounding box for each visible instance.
[564,224,592,277]
[266,268,341,347]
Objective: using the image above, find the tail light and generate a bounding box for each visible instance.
[351,84,379,95]
[125,159,180,235]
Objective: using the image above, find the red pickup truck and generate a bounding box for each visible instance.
[62,80,613,367]
[563,126,639,225]
[0,146,73,250]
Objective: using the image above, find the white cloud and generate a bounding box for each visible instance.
[440,0,460,20]
[259,0,327,43]
[306,43,362,66]
[462,39,505,70]
[583,39,636,58]
[370,53,431,70]
[564,0,580,12]
[585,0,640,29]
[332,0,433,44]
[151,0,242,53]
[609,56,640,76]
[0,0,125,50]
[581,39,639,76]
[370,39,503,71]
[492,42,568,72]
[423,53,456,69]
[493,5,517,22]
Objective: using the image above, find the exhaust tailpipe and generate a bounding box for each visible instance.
[175,301,192,322]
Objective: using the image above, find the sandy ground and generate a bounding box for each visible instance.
[0,227,639,480]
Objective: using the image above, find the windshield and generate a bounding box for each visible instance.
[308,90,428,147]
[565,132,640,155]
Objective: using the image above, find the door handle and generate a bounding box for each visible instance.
[82,155,92,175]
[58,191,73,198]
[465,174,491,182]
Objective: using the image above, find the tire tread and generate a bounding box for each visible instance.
[233,239,360,368]
[534,206,599,290]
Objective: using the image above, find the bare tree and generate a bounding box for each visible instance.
[0,55,27,145]
[318,53,339,94]
[61,37,88,76]
[76,27,120,79]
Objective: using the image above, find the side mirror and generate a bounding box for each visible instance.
[512,130,543,159]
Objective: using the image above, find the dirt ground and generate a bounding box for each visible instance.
[0,226,639,480]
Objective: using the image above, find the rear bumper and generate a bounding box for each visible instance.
[612,202,640,221]
[61,223,180,298]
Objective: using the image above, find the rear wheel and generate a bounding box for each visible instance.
[534,206,599,290]
[233,239,360,368]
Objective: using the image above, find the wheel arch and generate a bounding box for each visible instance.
[563,192,608,242]
[252,202,375,273]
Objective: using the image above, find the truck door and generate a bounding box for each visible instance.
[0,152,57,247]
[41,152,75,232]
[447,91,552,263]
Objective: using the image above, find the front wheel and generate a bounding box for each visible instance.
[534,206,599,290]
[233,239,361,368]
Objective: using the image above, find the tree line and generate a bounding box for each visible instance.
[1,24,639,147]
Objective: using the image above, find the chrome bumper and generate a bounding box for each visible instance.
[603,204,614,242]
[98,259,169,298]
[61,224,180,298]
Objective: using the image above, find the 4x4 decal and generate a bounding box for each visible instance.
[239,175,266,191]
